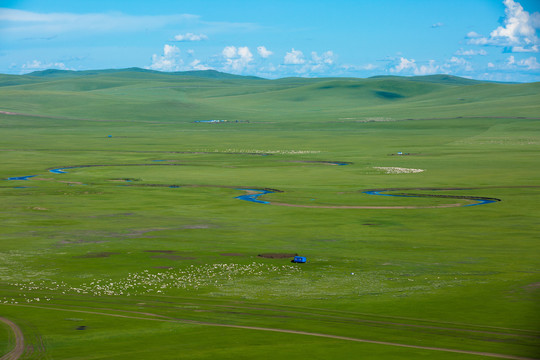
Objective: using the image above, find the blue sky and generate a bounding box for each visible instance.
[1,0,539,81]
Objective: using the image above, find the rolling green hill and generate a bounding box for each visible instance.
[0,69,539,359]
[0,69,538,123]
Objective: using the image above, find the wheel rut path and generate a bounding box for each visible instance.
[3,304,539,360]
[0,317,24,360]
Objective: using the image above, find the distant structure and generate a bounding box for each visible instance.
[194,120,227,123]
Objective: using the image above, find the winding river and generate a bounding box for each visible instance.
[5,165,500,208]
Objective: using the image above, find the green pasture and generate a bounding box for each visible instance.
[0,69,539,359]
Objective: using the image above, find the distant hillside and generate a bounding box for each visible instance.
[0,68,538,123]
[27,68,264,80]
[368,74,492,85]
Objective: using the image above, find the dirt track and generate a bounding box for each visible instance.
[271,201,467,209]
[0,317,24,360]
[3,304,538,360]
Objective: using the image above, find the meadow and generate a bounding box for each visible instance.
[0,69,539,359]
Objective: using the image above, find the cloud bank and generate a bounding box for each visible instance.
[467,0,540,53]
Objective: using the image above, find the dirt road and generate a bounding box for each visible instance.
[0,317,24,360]
[4,304,538,360]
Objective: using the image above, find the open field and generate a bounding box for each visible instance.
[1,69,539,359]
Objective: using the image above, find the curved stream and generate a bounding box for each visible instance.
[363,190,500,207]
[5,165,500,207]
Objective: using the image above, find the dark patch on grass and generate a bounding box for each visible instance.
[289,97,307,102]
[87,213,135,218]
[109,178,141,182]
[182,225,211,229]
[151,255,196,260]
[258,253,297,259]
[75,252,119,258]
[57,239,107,245]
[524,282,540,291]
[374,90,404,99]
[76,326,87,330]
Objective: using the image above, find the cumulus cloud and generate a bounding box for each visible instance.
[189,59,211,70]
[416,60,440,75]
[390,57,417,73]
[467,0,540,52]
[222,46,237,58]
[257,46,273,58]
[360,63,378,71]
[221,46,254,72]
[466,31,483,38]
[389,57,440,75]
[512,44,539,52]
[311,51,335,65]
[431,22,444,28]
[147,44,183,71]
[274,48,339,75]
[507,55,540,69]
[146,45,212,72]
[455,48,488,56]
[517,56,540,69]
[173,33,208,41]
[447,56,474,72]
[21,60,70,71]
[284,48,305,64]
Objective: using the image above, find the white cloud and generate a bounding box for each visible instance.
[455,48,488,56]
[490,0,538,43]
[311,51,335,65]
[222,46,237,58]
[173,33,208,41]
[512,44,539,52]
[189,59,211,70]
[466,31,482,38]
[147,44,183,71]
[517,56,540,69]
[466,0,540,52]
[281,49,338,75]
[488,62,495,68]
[390,57,417,73]
[0,8,198,37]
[505,55,540,69]
[507,55,516,65]
[146,44,213,72]
[238,46,252,60]
[361,63,378,70]
[431,22,444,28]
[390,58,439,75]
[390,57,477,76]
[21,59,70,71]
[284,48,305,64]
[0,8,258,43]
[448,56,474,71]
[221,45,253,72]
[257,46,273,58]
[342,63,378,71]
[415,60,439,75]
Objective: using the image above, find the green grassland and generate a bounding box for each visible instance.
[0,69,539,359]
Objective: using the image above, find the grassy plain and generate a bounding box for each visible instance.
[0,69,539,359]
